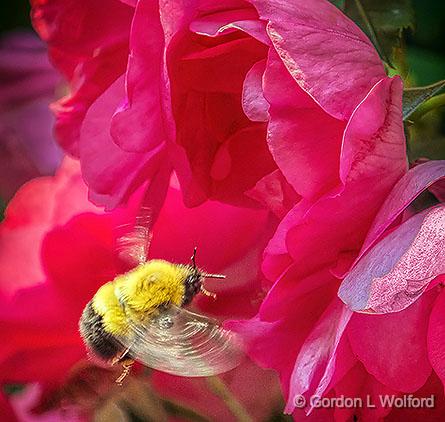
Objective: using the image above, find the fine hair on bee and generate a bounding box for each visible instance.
[79,246,229,384]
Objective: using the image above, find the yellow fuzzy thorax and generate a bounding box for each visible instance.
[92,260,190,336]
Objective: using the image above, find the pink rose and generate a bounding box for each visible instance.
[31,0,386,209]
[229,159,445,420]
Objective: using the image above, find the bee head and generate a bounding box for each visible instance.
[181,247,225,305]
[182,267,203,305]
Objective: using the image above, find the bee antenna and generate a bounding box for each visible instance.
[191,246,198,268]
[202,273,226,279]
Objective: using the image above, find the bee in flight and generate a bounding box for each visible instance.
[79,210,243,384]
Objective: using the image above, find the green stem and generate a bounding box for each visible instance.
[410,93,445,121]
[205,376,253,422]
[161,399,212,422]
[352,0,392,66]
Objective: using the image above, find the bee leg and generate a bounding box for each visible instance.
[111,346,131,366]
[200,286,217,300]
[115,358,134,386]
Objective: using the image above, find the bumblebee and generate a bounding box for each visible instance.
[79,213,242,383]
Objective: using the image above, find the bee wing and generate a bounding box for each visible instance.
[115,207,153,267]
[118,306,244,377]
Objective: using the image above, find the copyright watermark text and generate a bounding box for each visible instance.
[294,394,435,409]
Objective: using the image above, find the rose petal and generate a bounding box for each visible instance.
[285,298,352,413]
[245,169,299,218]
[427,288,445,387]
[264,77,406,282]
[339,205,445,313]
[264,50,345,199]
[242,59,269,122]
[110,0,167,153]
[385,372,445,422]
[359,160,445,262]
[334,363,397,421]
[0,158,96,294]
[189,7,269,45]
[347,290,435,392]
[79,76,167,209]
[31,0,132,155]
[250,0,386,120]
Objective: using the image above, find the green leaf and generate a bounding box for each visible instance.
[331,0,415,67]
[403,79,445,120]
[329,0,346,9]
[3,384,25,396]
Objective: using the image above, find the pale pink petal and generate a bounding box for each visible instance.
[359,160,445,262]
[250,0,386,120]
[242,59,269,122]
[10,384,82,422]
[347,290,435,392]
[285,298,352,413]
[339,205,445,313]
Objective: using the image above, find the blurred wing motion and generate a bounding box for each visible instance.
[118,305,244,377]
[116,207,153,266]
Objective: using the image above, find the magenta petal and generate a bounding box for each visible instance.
[334,363,397,421]
[31,0,133,155]
[359,160,445,261]
[189,7,269,45]
[79,76,167,209]
[347,290,435,392]
[242,59,269,122]
[339,77,405,184]
[428,289,445,387]
[264,50,345,199]
[250,0,386,120]
[245,169,299,218]
[110,0,167,152]
[264,77,406,282]
[227,279,339,402]
[339,205,445,313]
[285,298,352,414]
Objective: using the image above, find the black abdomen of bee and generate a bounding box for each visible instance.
[182,269,202,305]
[79,301,123,361]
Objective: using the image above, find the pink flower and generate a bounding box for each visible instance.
[0,31,62,201]
[227,46,409,416]
[229,159,445,419]
[0,159,279,419]
[31,0,386,209]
